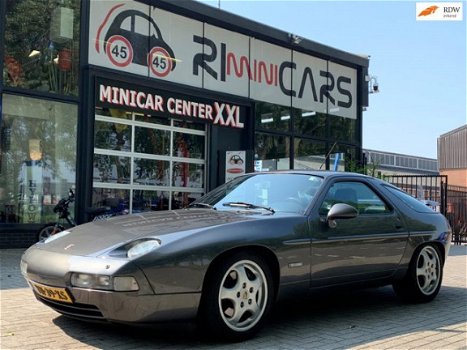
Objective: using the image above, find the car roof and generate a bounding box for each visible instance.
[251,170,373,180]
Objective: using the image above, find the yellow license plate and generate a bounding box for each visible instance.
[30,281,73,304]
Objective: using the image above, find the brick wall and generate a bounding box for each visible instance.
[0,229,38,249]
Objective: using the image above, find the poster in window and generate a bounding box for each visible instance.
[225,150,246,182]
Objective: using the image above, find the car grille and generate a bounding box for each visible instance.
[36,294,105,320]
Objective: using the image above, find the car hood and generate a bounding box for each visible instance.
[34,209,277,256]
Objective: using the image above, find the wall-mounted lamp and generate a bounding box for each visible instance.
[288,33,302,45]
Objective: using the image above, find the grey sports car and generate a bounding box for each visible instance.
[20,171,452,340]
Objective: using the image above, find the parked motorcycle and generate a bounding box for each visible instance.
[37,189,128,241]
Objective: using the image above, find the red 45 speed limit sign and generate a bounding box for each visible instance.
[106,35,133,67]
[148,47,173,77]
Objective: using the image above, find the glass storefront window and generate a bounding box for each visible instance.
[135,127,170,156]
[133,159,170,186]
[255,102,291,132]
[173,132,205,159]
[173,119,206,130]
[329,145,358,172]
[172,191,201,209]
[95,107,132,121]
[0,94,77,224]
[294,138,326,170]
[132,190,169,212]
[4,0,81,96]
[93,154,131,184]
[292,108,326,139]
[134,113,171,126]
[93,108,206,212]
[91,188,129,212]
[255,133,290,171]
[329,114,358,144]
[94,121,132,152]
[172,162,204,188]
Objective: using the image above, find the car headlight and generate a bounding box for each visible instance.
[43,230,71,244]
[70,273,139,291]
[127,239,161,259]
[71,273,112,290]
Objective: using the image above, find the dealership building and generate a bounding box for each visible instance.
[0,0,370,247]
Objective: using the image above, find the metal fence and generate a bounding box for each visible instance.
[445,185,467,244]
[383,175,448,215]
[383,175,467,244]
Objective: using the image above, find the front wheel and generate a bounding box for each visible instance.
[198,252,274,341]
[37,225,63,242]
[393,244,443,303]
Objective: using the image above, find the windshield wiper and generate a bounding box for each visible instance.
[222,202,275,214]
[188,202,216,209]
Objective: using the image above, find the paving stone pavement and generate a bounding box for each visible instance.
[1,245,466,350]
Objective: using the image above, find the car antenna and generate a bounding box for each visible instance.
[319,141,338,170]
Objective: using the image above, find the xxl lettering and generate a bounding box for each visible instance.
[337,76,352,108]
[193,35,218,79]
[320,71,335,105]
[279,61,296,97]
[213,102,226,126]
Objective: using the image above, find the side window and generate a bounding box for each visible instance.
[319,182,391,215]
[120,17,132,31]
[135,15,149,36]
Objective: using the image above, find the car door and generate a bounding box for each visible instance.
[310,179,409,287]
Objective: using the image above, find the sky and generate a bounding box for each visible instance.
[198,0,467,159]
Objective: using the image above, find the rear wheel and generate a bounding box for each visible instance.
[393,244,443,303]
[199,252,274,341]
[37,225,63,241]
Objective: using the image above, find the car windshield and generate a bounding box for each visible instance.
[192,173,324,214]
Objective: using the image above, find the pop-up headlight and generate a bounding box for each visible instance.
[127,239,161,259]
[43,230,72,244]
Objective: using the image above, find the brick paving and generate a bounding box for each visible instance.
[1,245,466,350]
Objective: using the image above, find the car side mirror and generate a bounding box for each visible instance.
[326,203,358,228]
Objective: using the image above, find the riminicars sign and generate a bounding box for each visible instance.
[89,0,357,119]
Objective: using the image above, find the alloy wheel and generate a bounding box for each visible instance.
[218,260,268,332]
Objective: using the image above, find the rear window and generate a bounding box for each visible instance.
[383,185,435,213]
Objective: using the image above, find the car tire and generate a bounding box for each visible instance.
[37,225,63,242]
[198,252,274,341]
[393,244,443,303]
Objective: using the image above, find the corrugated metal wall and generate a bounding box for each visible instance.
[438,125,467,169]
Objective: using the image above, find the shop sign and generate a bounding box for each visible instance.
[89,1,357,119]
[225,151,246,182]
[96,79,245,129]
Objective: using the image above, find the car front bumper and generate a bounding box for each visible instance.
[21,248,201,323]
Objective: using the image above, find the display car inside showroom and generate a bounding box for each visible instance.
[0,0,369,248]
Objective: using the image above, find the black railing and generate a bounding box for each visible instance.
[383,175,448,216]
[446,185,467,244]
[383,175,466,244]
